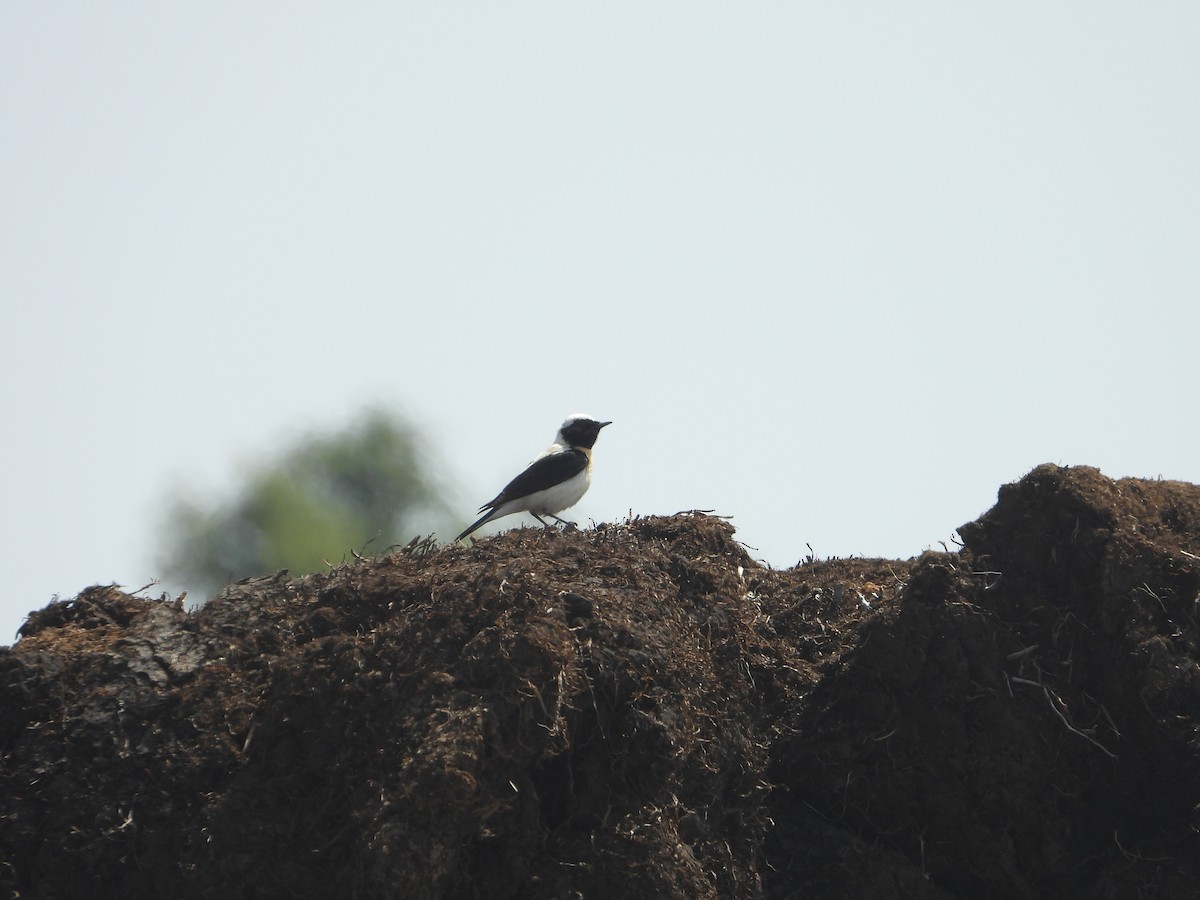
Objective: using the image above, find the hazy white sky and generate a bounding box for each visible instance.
[3,4,1198,642]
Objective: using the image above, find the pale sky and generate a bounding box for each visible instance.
[3,4,1198,643]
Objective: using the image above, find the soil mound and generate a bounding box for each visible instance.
[2,464,1197,898]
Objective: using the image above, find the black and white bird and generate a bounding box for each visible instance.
[455,414,611,542]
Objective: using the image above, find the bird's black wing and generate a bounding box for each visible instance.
[483,448,588,510]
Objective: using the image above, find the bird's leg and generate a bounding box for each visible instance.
[530,513,551,527]
[548,514,577,529]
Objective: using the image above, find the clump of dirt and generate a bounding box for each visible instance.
[1,465,1197,898]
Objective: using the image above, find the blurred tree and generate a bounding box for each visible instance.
[158,409,457,600]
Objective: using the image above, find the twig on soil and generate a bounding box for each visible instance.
[1137,582,1169,615]
[1006,645,1039,661]
[1043,687,1117,759]
[971,569,1003,591]
[1092,695,1122,739]
[1009,676,1042,688]
[1113,830,1173,862]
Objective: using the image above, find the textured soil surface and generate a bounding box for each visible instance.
[2,463,1198,898]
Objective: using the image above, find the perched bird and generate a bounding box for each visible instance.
[456,414,611,542]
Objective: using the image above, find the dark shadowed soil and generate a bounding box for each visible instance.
[2,464,1197,898]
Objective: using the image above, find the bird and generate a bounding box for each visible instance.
[456,414,611,542]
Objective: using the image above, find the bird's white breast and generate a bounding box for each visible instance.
[524,464,591,515]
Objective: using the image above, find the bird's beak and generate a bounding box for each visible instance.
[599,421,612,428]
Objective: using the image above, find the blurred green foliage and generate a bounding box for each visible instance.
[158,409,457,600]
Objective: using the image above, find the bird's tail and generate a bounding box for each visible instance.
[456,508,496,542]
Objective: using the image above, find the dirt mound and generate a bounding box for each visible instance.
[1,465,1197,898]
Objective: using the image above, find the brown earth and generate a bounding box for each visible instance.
[1,463,1197,898]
